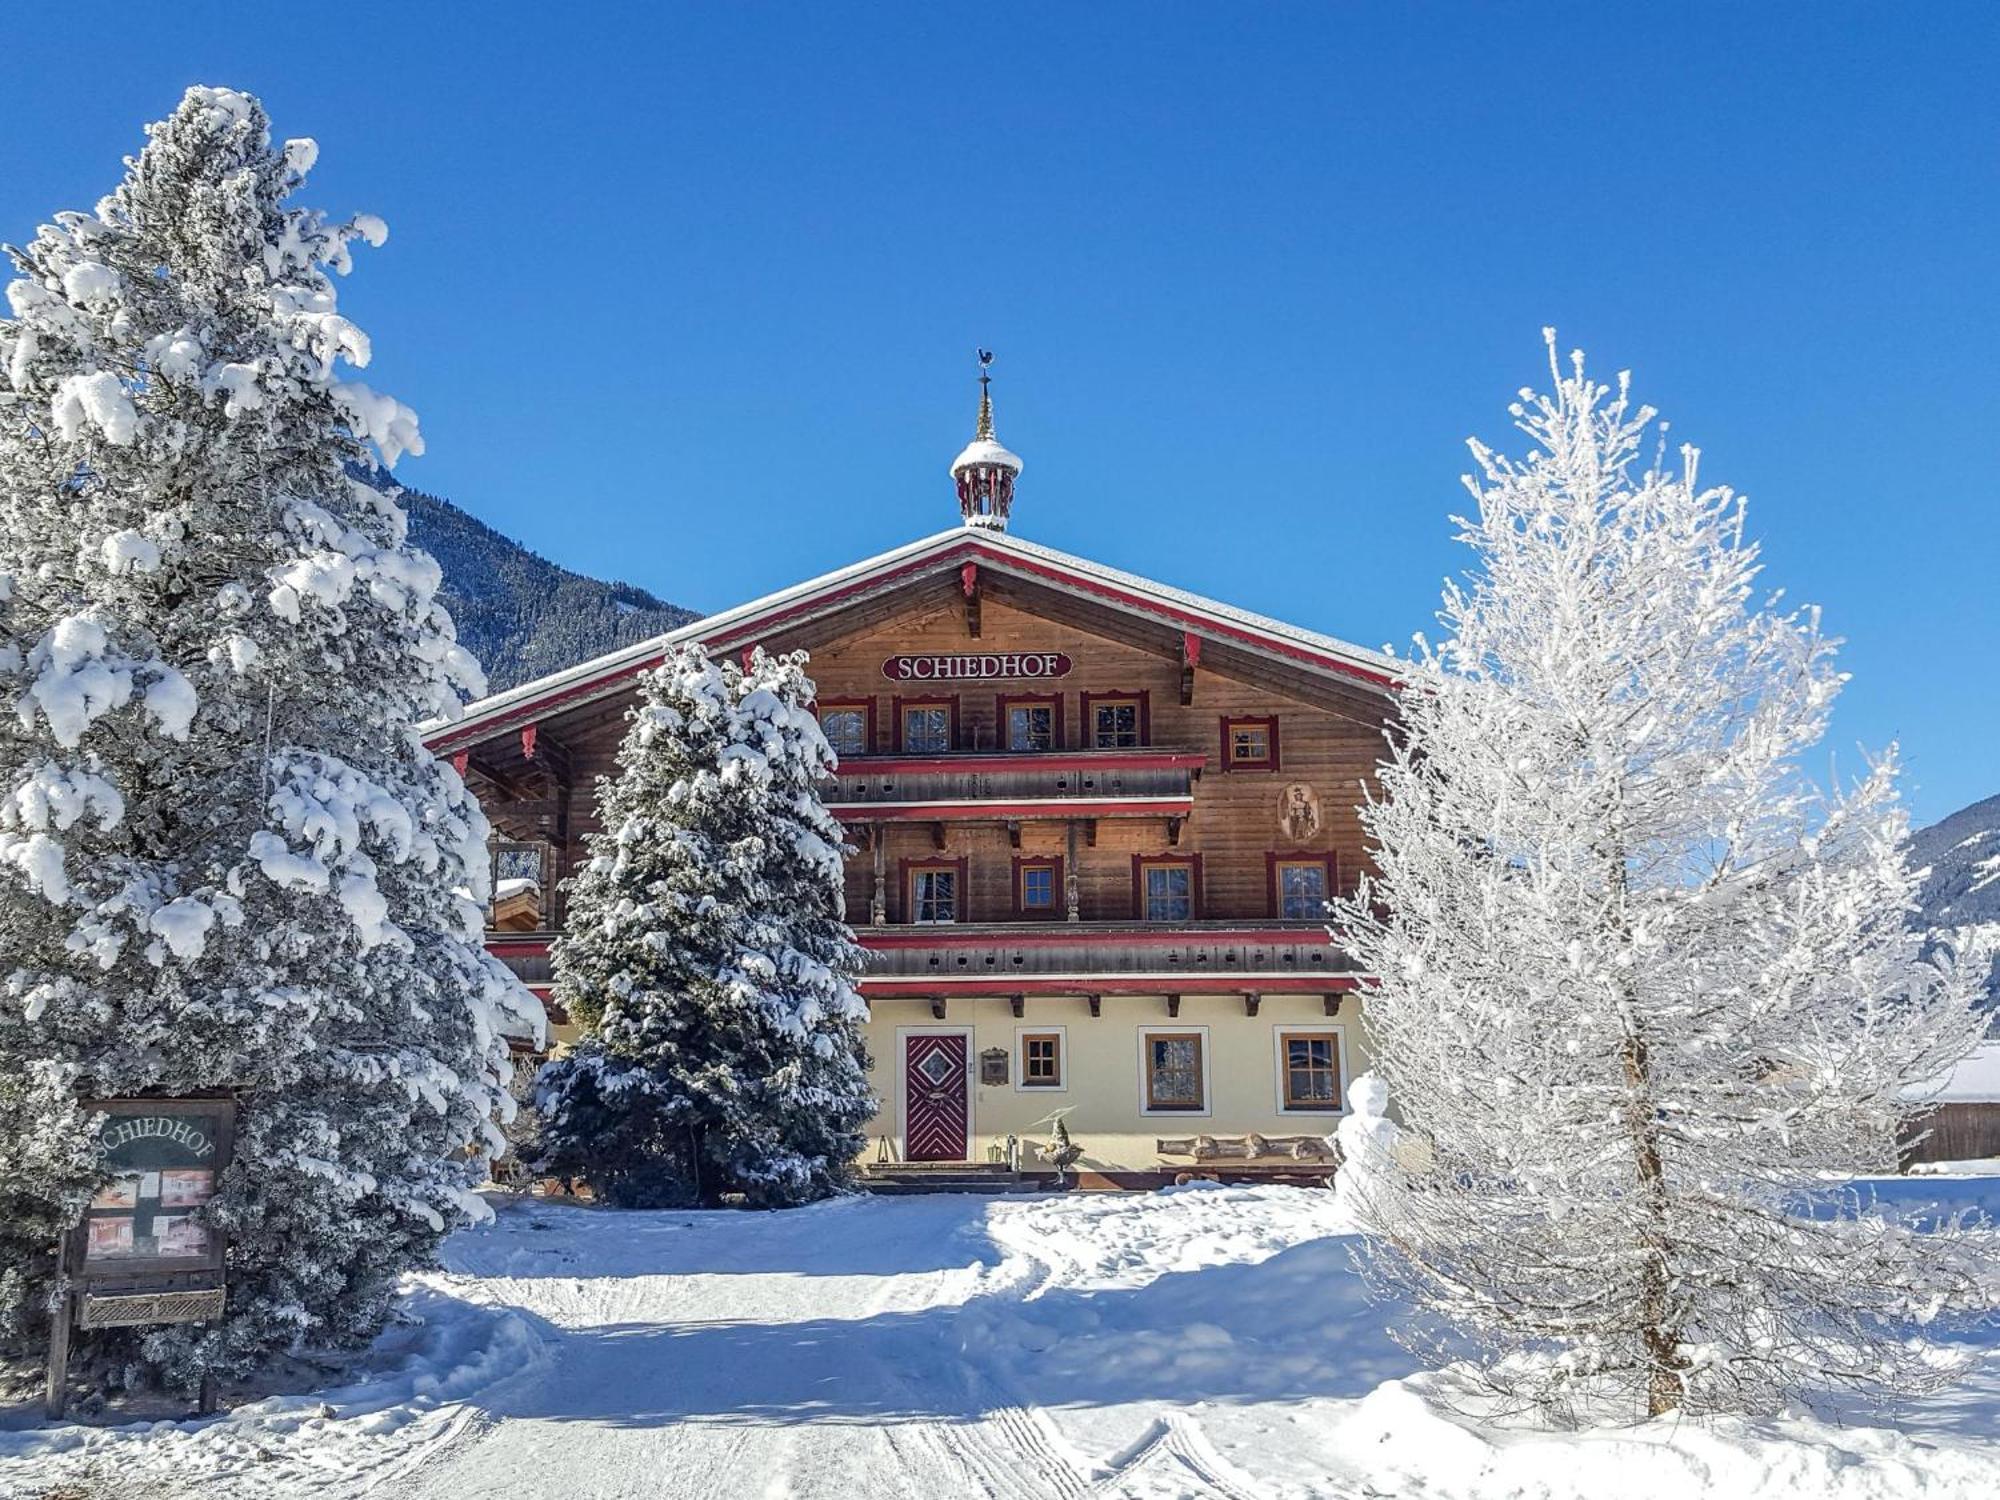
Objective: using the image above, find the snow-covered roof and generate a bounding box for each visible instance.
[951,436,1022,475]
[425,526,1399,750]
[1912,1042,2000,1105]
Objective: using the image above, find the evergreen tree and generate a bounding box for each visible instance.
[533,644,873,1208]
[0,87,538,1387]
[1332,334,1996,1422]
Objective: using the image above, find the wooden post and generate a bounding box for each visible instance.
[870,825,887,926]
[43,1284,71,1420]
[1064,823,1081,922]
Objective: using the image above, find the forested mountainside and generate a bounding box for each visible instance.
[1910,793,2000,1008]
[395,484,699,694]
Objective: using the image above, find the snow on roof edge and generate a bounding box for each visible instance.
[425,526,1400,743]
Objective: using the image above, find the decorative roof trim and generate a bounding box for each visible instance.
[424,528,1399,752]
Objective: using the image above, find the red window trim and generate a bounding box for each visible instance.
[1220,714,1281,772]
[1132,852,1204,921]
[995,691,1065,751]
[891,694,961,753]
[1267,852,1338,919]
[814,697,877,757]
[899,856,970,924]
[1011,854,1066,918]
[1082,689,1151,749]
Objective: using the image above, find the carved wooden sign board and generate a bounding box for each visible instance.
[882,652,1073,682]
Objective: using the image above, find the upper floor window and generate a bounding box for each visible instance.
[1014,856,1062,917]
[1134,854,1200,922]
[1090,697,1144,749]
[816,701,872,759]
[1002,695,1060,752]
[907,861,962,924]
[1221,714,1280,771]
[897,699,955,754]
[1271,856,1332,920]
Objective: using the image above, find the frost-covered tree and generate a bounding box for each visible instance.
[1333,333,1997,1422]
[533,644,873,1208]
[0,87,539,1387]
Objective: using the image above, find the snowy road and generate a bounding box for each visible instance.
[6,1182,2000,1499]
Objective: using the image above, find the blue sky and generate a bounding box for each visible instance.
[3,5,1995,822]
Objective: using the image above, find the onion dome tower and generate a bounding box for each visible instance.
[950,349,1023,531]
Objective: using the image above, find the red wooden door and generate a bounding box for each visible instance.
[904,1033,969,1161]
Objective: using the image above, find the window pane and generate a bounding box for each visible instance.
[1145,865,1192,921]
[1093,703,1140,748]
[1007,706,1053,751]
[904,707,950,753]
[1148,1037,1202,1107]
[1279,863,1327,919]
[820,709,867,756]
[1231,726,1268,761]
[914,870,957,923]
[1022,866,1053,908]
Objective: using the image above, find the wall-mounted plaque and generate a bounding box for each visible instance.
[979,1047,1009,1086]
[882,652,1073,683]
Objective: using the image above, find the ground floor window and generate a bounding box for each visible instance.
[1141,1029,1207,1113]
[1020,1031,1063,1088]
[1277,1028,1344,1112]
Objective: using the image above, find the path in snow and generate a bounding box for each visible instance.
[5,1180,2000,1500]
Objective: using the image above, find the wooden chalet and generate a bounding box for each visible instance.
[428,369,1400,1186]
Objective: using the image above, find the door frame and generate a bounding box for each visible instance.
[894,1025,976,1163]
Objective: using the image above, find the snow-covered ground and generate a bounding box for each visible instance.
[5,1180,1999,1499]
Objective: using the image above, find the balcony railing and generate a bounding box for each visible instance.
[823,749,1204,821]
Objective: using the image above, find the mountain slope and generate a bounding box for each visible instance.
[395,485,698,694]
[1910,793,2000,1008]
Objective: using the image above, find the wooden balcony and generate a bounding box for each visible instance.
[485,920,1361,1001]
[855,920,1359,1000]
[823,749,1204,827]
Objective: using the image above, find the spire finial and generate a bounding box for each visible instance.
[951,347,1022,531]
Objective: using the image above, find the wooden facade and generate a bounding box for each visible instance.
[431,502,1400,1177]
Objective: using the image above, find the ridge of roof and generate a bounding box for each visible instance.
[424,527,1399,746]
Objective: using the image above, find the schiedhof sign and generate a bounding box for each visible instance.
[881,652,1072,682]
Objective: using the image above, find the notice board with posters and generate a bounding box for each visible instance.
[74,1098,233,1281]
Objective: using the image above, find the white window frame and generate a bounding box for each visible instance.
[1013,1024,1068,1093]
[1271,1023,1350,1117]
[1136,1023,1212,1118]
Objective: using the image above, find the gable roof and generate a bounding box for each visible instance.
[423,526,1400,753]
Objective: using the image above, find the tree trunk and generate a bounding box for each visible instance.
[1619,1025,1682,1416]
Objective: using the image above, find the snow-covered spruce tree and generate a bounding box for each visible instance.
[1332,333,1996,1423]
[0,87,539,1387]
[533,644,873,1208]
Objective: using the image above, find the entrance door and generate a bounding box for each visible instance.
[903,1033,970,1161]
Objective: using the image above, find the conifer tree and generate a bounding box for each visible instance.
[0,87,538,1386]
[533,644,873,1208]
[1333,334,1996,1422]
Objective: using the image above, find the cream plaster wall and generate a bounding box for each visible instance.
[857,993,1370,1175]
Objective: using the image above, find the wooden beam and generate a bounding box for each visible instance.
[1166,994,1181,1018]
[1323,994,1343,1017]
[1244,992,1261,1017]
[1167,816,1183,847]
[1086,995,1101,1019]
[1084,818,1098,848]
[1006,820,1021,849]
[1009,994,1024,1019]
[961,562,981,638]
[930,997,947,1021]
[1180,631,1202,706]
[932,820,948,853]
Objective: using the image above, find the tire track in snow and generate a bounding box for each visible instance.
[1084,1413,1275,1500]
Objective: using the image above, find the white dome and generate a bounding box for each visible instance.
[950,437,1022,477]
